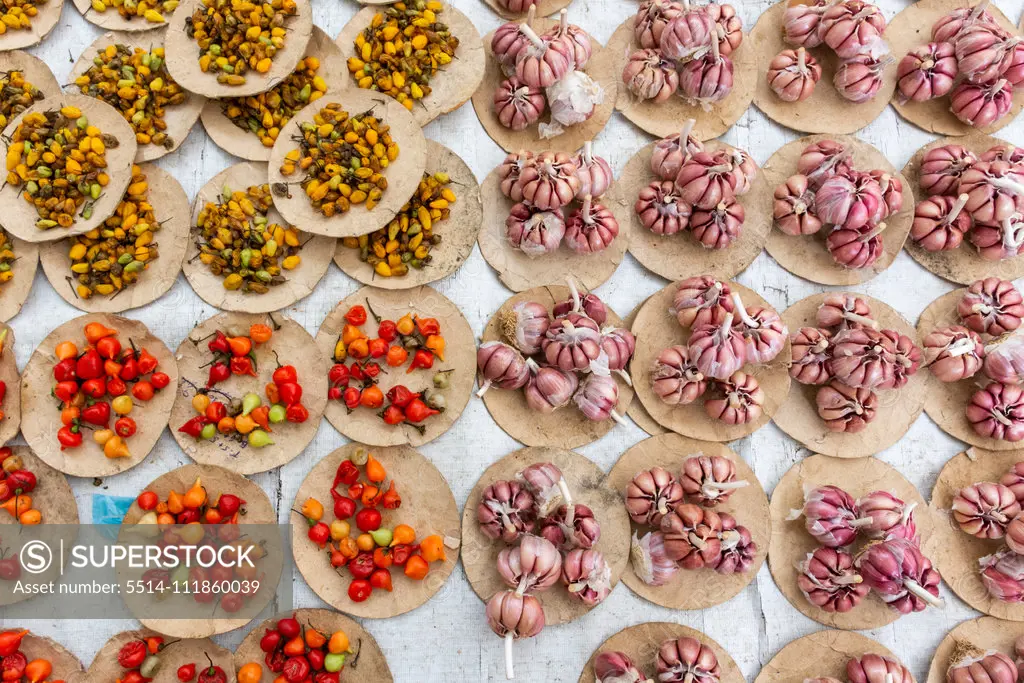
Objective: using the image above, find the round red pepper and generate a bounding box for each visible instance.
[308,522,330,548]
[273,365,298,385]
[106,376,128,396]
[342,387,361,411]
[115,417,137,438]
[177,664,196,682]
[332,496,356,520]
[264,650,285,674]
[377,320,397,342]
[208,331,230,355]
[136,349,159,375]
[52,358,77,382]
[306,649,325,672]
[132,381,155,401]
[355,508,382,532]
[281,657,309,683]
[117,641,147,669]
[385,385,417,408]
[348,552,375,580]
[206,362,230,388]
[344,305,367,326]
[80,377,107,399]
[277,382,302,406]
[285,404,309,423]
[53,380,79,403]
[2,652,26,682]
[259,629,281,653]
[119,355,140,381]
[57,425,82,450]
[276,616,300,639]
[348,579,372,602]
[205,402,227,422]
[367,338,388,358]
[327,364,349,387]
[150,372,170,390]
[76,349,104,380]
[96,336,121,360]
[81,401,111,427]
[229,356,257,378]
[370,567,393,592]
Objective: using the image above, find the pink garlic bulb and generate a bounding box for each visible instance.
[518,461,571,517]
[1002,462,1024,505]
[959,277,1024,336]
[542,312,606,373]
[732,292,787,364]
[595,651,648,683]
[656,637,720,683]
[486,590,545,680]
[855,537,944,613]
[690,198,744,250]
[724,147,757,196]
[959,160,1024,224]
[798,139,852,190]
[847,653,914,683]
[968,382,1024,442]
[515,151,581,210]
[947,646,1019,683]
[573,142,613,199]
[774,174,823,236]
[816,173,884,231]
[514,24,571,89]
[679,454,748,507]
[651,344,708,405]
[650,119,703,181]
[574,374,626,424]
[635,180,692,235]
[827,222,887,270]
[921,144,977,196]
[601,327,636,385]
[625,466,684,526]
[897,42,957,103]
[951,79,1014,128]
[857,490,917,540]
[817,293,876,330]
[477,341,531,397]
[539,503,601,550]
[494,77,546,131]
[768,47,822,103]
[499,151,535,201]
[816,380,877,433]
[955,23,1016,84]
[501,300,550,355]
[831,327,898,389]
[707,2,743,56]
[678,35,734,110]
[506,202,565,257]
[542,10,591,70]
[923,325,984,382]
[561,548,612,606]
[523,358,578,413]
[970,212,1024,262]
[797,547,869,613]
[623,49,680,103]
[932,1,997,44]
[715,513,756,574]
[783,0,828,48]
[868,171,903,220]
[478,480,537,543]
[1007,514,1024,554]
[984,334,1024,385]
[878,329,921,390]
[552,279,607,325]
[630,531,680,586]
[798,484,870,548]
[676,150,740,210]
[819,0,888,59]
[496,534,563,593]
[660,503,724,569]
[565,196,620,254]
[634,0,682,49]
[545,70,604,129]
[980,548,1024,602]
[911,194,971,251]
[982,144,1024,164]
[1004,43,1024,87]
[705,371,765,424]
[790,327,834,385]
[492,13,535,76]
[834,54,887,104]
[952,481,1021,538]
[688,312,747,381]
[660,4,715,61]
[672,276,734,328]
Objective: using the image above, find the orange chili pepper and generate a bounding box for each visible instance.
[228,336,252,357]
[54,341,78,360]
[365,454,386,483]
[395,314,415,336]
[337,536,358,559]
[415,316,440,337]
[404,554,429,580]
[283,636,305,656]
[360,485,381,507]
[425,334,445,361]
[265,382,280,405]
[18,508,41,525]
[391,523,416,546]
[359,384,383,408]
[0,494,31,518]
[237,663,262,683]
[61,405,80,426]
[300,497,324,521]
[250,404,272,432]
[183,477,207,509]
[249,324,273,344]
[304,628,326,649]
[24,659,51,683]
[341,324,365,346]
[347,337,369,360]
[385,345,408,367]
[217,416,236,434]
[167,489,185,514]
[84,322,117,344]
[157,512,176,525]
[420,534,446,562]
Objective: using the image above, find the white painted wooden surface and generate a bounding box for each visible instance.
[5,0,1024,680]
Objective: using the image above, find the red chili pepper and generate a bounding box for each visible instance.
[406,348,434,374]
[3,652,27,681]
[327,364,349,387]
[121,670,147,683]
[150,372,170,390]
[177,664,196,682]
[206,361,230,388]
[348,552,375,579]
[328,387,342,401]
[52,358,77,382]
[385,385,418,408]
[264,650,285,674]
[206,401,228,422]
[390,544,415,566]
[380,404,405,425]
[0,448,11,463]
[372,546,392,569]
[335,460,360,486]
[355,507,382,532]
[80,377,106,399]
[106,376,127,396]
[348,579,372,602]
[342,386,361,412]
[104,359,123,378]
[53,381,79,403]
[285,404,309,423]
[178,416,208,439]
[132,381,155,402]
[81,401,111,427]
[117,641,147,669]
[5,470,35,494]
[306,648,325,672]
[362,362,381,379]
[348,362,366,382]
[208,331,230,355]
[57,425,82,450]
[332,496,356,520]
[347,483,364,500]
[385,345,408,367]
[136,348,159,375]
[415,316,441,337]
[404,397,439,423]
[308,521,330,547]
[277,382,302,406]
[197,654,227,683]
[367,338,388,358]
[314,672,340,683]
[229,356,257,377]
[115,417,137,438]
[0,632,26,658]
[96,336,121,360]
[381,480,401,510]
[119,355,140,381]
[143,636,164,655]
[76,349,104,380]
[370,567,393,592]
[377,319,397,342]
[273,364,298,385]
[344,305,367,326]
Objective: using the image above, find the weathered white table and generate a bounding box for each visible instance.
[5,0,1023,679]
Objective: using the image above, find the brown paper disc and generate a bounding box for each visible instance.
[750,1,898,134]
[762,133,915,285]
[608,434,770,609]
[930,447,1024,620]
[87,631,234,683]
[926,616,1024,683]
[72,0,176,30]
[291,443,460,618]
[233,609,393,683]
[768,453,938,630]
[630,279,791,441]
[19,634,82,683]
[481,0,571,22]
[578,622,744,683]
[164,0,312,99]
[773,292,927,458]
[480,285,636,448]
[39,164,189,313]
[461,446,631,625]
[902,132,1024,284]
[169,312,327,475]
[0,237,37,323]
[754,630,911,683]
[889,0,1024,136]
[0,0,63,50]
[0,95,138,244]
[618,139,771,282]
[200,26,349,162]
[1,446,76,525]
[315,285,475,446]
[472,18,616,155]
[21,313,178,477]
[267,92,427,238]
[68,30,204,162]
[0,50,59,97]
[623,295,667,436]
[332,140,480,288]
[606,18,757,140]
[477,162,627,293]
[916,288,1023,451]
[183,162,335,312]
[0,326,20,444]
[334,3,485,127]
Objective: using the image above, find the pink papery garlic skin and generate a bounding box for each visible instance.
[630,531,681,587]
[650,119,703,181]
[676,150,740,210]
[499,150,534,201]
[715,512,757,574]
[958,160,1024,224]
[494,77,546,131]
[672,276,734,328]
[831,327,898,389]
[573,143,613,199]
[542,10,591,70]
[634,0,683,49]
[732,293,788,364]
[847,653,914,683]
[855,537,945,613]
[688,312,746,381]
[951,78,1014,128]
[955,22,1017,84]
[947,647,1019,683]
[959,277,1024,337]
[506,202,565,257]
[500,300,550,356]
[660,6,715,61]
[477,341,530,397]
[799,139,852,190]
[565,195,620,254]
[496,534,563,594]
[967,381,1024,442]
[514,24,571,89]
[911,194,971,251]
[514,151,581,210]
[817,293,877,331]
[679,453,748,507]
[877,329,921,390]
[984,334,1024,385]
[797,546,869,613]
[660,503,724,569]
[897,42,957,103]
[561,548,612,606]
[980,548,1024,602]
[816,380,877,433]
[774,174,823,236]
[707,2,743,56]
[542,312,605,373]
[790,327,834,385]
[724,147,757,196]
[598,326,635,387]
[834,53,887,104]
[869,170,903,220]
[623,48,680,103]
[594,650,648,683]
[798,484,870,548]
[656,636,721,683]
[783,0,828,48]
[478,480,537,543]
[827,222,887,270]
[931,1,997,44]
[1008,513,1024,555]
[635,180,692,236]
[981,144,1024,164]
[651,344,708,406]
[952,481,1021,538]
[816,173,884,231]
[518,461,571,517]
[969,212,1024,262]
[678,36,734,110]
[573,374,626,424]
[704,371,765,424]
[819,0,888,59]
[486,589,545,681]
[524,358,579,413]
[1002,462,1024,506]
[539,503,601,550]
[690,198,744,250]
[552,279,608,325]
[545,70,604,130]
[768,47,822,102]
[921,144,977,196]
[857,490,918,541]
[924,325,985,383]
[625,466,684,527]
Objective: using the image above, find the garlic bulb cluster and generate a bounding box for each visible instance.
[593,636,721,683]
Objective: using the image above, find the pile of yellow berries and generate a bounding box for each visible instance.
[0,0,47,33]
[186,0,297,86]
[0,231,16,287]
[87,0,177,24]
[0,70,46,130]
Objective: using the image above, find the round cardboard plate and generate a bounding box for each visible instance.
[622,294,666,436]
[0,0,63,50]
[17,634,82,682]
[926,615,1024,683]
[88,631,234,683]
[73,0,178,30]
[0,325,19,444]
[0,237,37,323]
[0,49,59,98]
[754,630,911,683]
[481,0,571,22]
